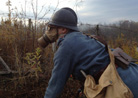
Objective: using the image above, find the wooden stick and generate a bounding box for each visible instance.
[0,71,11,75]
[0,56,11,72]
[0,56,18,75]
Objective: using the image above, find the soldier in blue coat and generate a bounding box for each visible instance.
[38,7,138,98]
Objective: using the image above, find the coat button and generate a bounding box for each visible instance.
[109,80,112,84]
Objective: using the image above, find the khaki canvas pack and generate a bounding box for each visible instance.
[83,48,133,98]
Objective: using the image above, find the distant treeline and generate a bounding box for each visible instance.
[79,20,138,44]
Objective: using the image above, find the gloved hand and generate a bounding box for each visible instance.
[38,27,58,48]
[46,27,58,43]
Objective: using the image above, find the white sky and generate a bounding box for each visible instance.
[0,0,138,24]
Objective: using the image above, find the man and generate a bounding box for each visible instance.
[38,7,138,98]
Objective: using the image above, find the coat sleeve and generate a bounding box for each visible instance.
[44,43,74,98]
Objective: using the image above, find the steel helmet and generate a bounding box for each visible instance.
[49,7,79,31]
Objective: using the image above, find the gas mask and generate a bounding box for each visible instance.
[38,25,58,48]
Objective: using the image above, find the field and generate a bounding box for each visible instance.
[0,19,138,98]
[0,19,83,98]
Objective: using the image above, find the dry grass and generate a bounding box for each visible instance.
[0,19,82,98]
[0,19,138,98]
[108,33,138,64]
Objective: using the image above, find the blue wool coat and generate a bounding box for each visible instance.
[44,31,138,98]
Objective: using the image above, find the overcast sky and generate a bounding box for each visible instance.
[0,0,138,24]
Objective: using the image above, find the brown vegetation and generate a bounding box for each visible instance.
[0,18,138,98]
[0,17,83,97]
[0,1,138,97]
